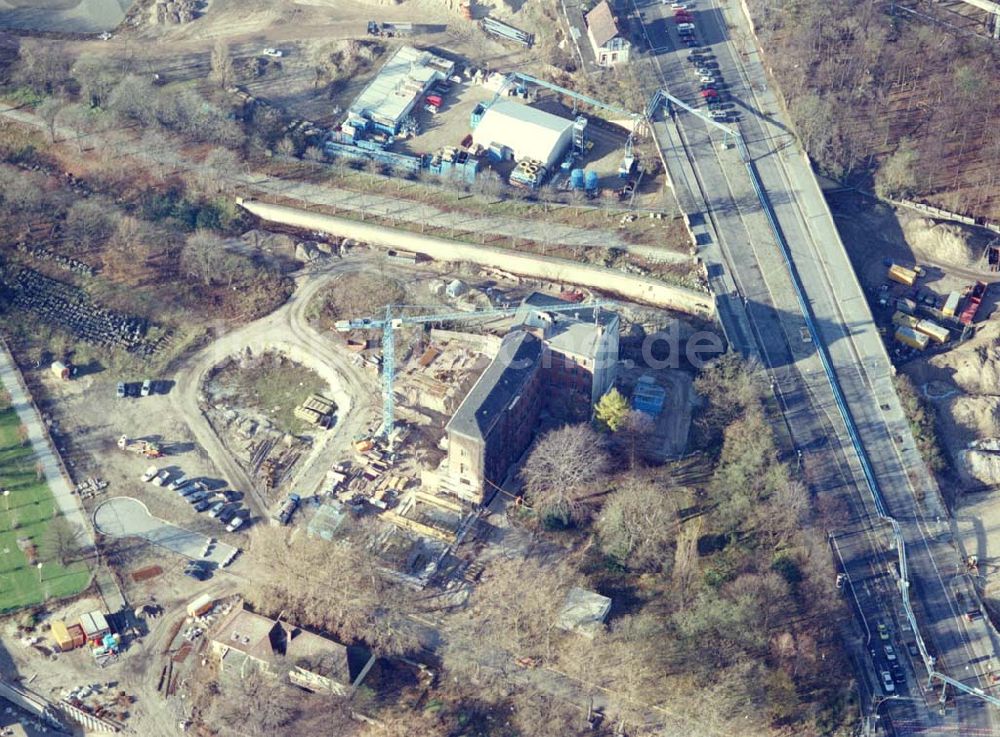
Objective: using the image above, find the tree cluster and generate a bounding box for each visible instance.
[747,0,1000,217]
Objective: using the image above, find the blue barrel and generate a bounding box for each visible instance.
[570,168,585,189]
[585,170,599,191]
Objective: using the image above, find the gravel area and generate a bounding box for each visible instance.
[0,0,135,33]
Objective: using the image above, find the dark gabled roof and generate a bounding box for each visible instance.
[514,292,618,361]
[586,0,621,48]
[446,330,542,442]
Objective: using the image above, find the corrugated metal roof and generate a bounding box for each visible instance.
[471,101,573,165]
[348,45,453,128]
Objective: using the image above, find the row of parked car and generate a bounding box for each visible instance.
[141,465,247,532]
[116,379,158,398]
[687,50,739,123]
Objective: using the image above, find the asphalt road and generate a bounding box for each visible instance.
[632,0,999,731]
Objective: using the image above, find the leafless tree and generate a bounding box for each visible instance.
[108,75,156,126]
[245,527,420,657]
[180,230,229,286]
[210,668,299,737]
[210,40,235,90]
[72,55,120,108]
[14,41,70,94]
[520,424,609,524]
[0,174,47,215]
[756,478,809,550]
[65,200,112,256]
[596,471,683,572]
[41,515,84,566]
[36,97,63,143]
[16,423,29,447]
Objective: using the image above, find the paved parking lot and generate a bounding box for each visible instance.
[93,497,237,566]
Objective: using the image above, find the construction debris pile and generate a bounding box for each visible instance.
[75,477,109,501]
[0,264,162,355]
[15,242,95,277]
[153,0,201,24]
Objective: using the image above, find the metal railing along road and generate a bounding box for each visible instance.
[734,129,1000,708]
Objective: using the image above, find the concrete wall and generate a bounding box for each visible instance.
[236,199,714,317]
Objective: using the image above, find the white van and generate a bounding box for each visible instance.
[678,22,696,32]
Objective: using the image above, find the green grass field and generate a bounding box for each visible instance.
[0,399,91,613]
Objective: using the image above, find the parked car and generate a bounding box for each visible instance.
[168,476,190,492]
[877,623,889,640]
[152,469,171,487]
[891,665,905,684]
[226,515,247,533]
[193,499,212,513]
[884,644,897,661]
[208,502,226,518]
[179,485,200,498]
[880,671,895,694]
[261,47,283,58]
[141,466,158,483]
[116,382,126,399]
[141,379,152,397]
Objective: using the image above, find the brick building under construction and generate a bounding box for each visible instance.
[438,293,619,505]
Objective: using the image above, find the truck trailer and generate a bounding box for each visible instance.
[895,326,929,350]
[915,319,950,344]
[888,264,918,287]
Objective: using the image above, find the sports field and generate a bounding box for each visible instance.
[0,400,91,613]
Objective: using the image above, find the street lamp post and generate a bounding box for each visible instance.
[3,489,9,511]
[36,562,42,582]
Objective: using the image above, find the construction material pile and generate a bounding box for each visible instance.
[0,265,160,355]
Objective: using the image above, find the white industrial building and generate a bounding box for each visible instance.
[471,100,575,170]
[347,45,454,135]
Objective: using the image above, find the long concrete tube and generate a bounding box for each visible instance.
[236,198,715,317]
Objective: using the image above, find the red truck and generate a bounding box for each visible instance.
[959,281,987,326]
[425,94,443,108]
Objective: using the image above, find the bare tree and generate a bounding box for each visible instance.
[0,173,47,214]
[36,97,63,143]
[210,40,235,90]
[72,55,120,108]
[245,527,420,657]
[16,423,29,447]
[66,200,115,251]
[210,668,299,737]
[41,516,84,566]
[108,75,156,126]
[520,424,609,524]
[181,230,228,286]
[596,471,683,572]
[14,41,70,94]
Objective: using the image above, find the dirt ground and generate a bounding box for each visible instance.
[830,188,1000,629]
[0,550,240,737]
[33,366,253,550]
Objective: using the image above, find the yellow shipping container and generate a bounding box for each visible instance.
[50,620,74,651]
[888,264,918,287]
[916,319,949,344]
[895,326,929,350]
[943,291,961,318]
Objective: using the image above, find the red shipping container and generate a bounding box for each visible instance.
[67,624,86,649]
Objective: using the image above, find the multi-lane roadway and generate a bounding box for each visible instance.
[628,0,1000,731]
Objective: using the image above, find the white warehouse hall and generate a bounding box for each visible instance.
[471,101,575,170]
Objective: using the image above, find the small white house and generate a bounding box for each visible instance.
[586,1,631,68]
